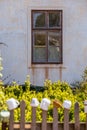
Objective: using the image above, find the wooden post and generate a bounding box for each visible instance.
[86,113,87,130]
[9,110,14,130]
[2,122,7,130]
[42,110,47,130]
[74,102,80,130]
[31,107,37,130]
[20,100,26,130]
[84,100,87,130]
[53,99,62,130]
[53,107,58,130]
[64,108,69,130]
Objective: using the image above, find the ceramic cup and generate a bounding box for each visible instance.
[40,98,51,111]
[6,98,20,110]
[0,110,10,122]
[63,100,71,109]
[30,98,39,107]
[84,100,87,113]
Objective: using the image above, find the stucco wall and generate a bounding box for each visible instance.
[0,0,87,85]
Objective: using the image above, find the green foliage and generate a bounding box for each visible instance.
[82,67,87,81]
[0,73,87,122]
[0,83,7,111]
[72,67,87,100]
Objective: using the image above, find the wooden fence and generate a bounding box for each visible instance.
[2,100,87,130]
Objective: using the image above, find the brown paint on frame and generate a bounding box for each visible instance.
[45,67,49,79]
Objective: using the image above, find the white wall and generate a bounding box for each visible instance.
[0,0,87,85]
[0,0,28,84]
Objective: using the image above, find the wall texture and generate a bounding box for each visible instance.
[0,0,87,85]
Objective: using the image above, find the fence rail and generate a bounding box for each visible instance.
[2,100,87,130]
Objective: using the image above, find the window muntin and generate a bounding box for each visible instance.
[32,10,62,64]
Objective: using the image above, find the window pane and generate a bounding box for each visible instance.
[48,31,61,46]
[34,32,46,46]
[48,31,61,62]
[33,12,45,28]
[48,46,61,62]
[33,32,47,62]
[49,12,61,27]
[33,47,46,62]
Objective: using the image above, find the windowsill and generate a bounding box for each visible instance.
[28,64,66,69]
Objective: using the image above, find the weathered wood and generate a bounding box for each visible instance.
[14,123,31,129]
[9,110,14,130]
[31,107,37,130]
[2,122,7,130]
[53,107,58,130]
[42,110,47,130]
[86,113,87,130]
[2,122,87,130]
[74,102,80,130]
[64,108,69,130]
[2,101,86,130]
[20,100,26,130]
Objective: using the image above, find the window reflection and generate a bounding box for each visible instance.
[48,32,61,46]
[34,32,46,46]
[33,12,45,28]
[49,12,61,27]
[48,46,61,62]
[33,47,46,62]
[48,31,61,62]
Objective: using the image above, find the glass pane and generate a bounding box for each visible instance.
[34,32,46,46]
[33,12,45,28]
[49,12,61,27]
[48,31,61,46]
[33,47,46,62]
[48,46,61,62]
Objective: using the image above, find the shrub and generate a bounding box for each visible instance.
[0,76,87,122]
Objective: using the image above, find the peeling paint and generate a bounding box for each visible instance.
[45,67,49,80]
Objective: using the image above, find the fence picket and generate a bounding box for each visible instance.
[86,113,87,130]
[31,107,37,130]
[42,110,47,130]
[20,100,26,130]
[74,102,80,130]
[64,108,69,130]
[2,122,7,130]
[9,110,14,130]
[53,107,58,130]
[2,101,85,130]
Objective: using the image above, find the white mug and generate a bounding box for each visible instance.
[30,98,39,107]
[6,98,20,110]
[0,110,10,118]
[63,100,71,109]
[40,98,51,111]
[0,110,10,122]
[84,100,87,113]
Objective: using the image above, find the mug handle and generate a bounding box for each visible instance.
[15,100,20,106]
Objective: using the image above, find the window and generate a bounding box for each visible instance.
[31,10,63,64]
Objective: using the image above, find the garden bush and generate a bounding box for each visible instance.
[0,77,87,123]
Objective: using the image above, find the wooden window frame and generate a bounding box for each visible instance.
[31,10,63,64]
